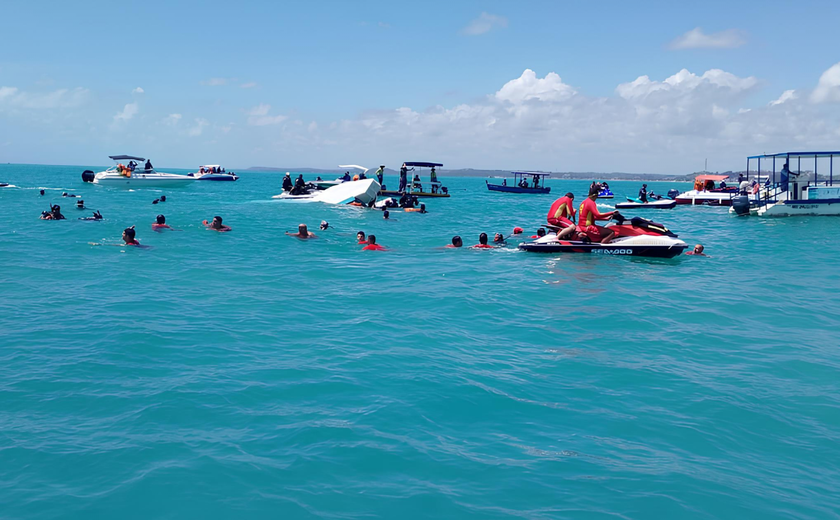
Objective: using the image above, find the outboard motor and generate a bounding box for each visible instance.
[731,195,751,216]
[667,188,679,200]
[81,170,95,183]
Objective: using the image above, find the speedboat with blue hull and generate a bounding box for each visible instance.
[487,171,551,194]
[189,165,238,181]
[520,216,687,258]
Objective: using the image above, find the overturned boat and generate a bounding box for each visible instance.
[273,178,380,205]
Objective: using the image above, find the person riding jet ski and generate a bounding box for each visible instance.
[282,173,293,192]
[577,185,616,243]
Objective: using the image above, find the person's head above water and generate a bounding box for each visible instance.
[694,244,704,254]
[122,226,137,243]
[357,231,365,241]
[212,216,223,228]
[367,234,377,244]
[494,233,504,243]
[298,223,308,235]
[479,232,488,245]
[156,214,165,224]
[537,228,546,237]
[451,236,463,247]
[320,220,329,230]
[383,210,390,219]
[39,189,45,196]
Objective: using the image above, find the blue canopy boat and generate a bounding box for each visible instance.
[487,172,551,194]
[380,161,450,198]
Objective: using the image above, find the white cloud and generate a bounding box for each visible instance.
[308,121,318,132]
[462,12,508,36]
[188,118,209,136]
[0,86,89,110]
[669,28,746,50]
[163,113,182,125]
[769,89,797,106]
[113,102,138,122]
[201,78,229,86]
[247,104,287,126]
[616,69,757,100]
[240,82,257,89]
[495,69,576,105]
[132,87,144,94]
[811,62,840,103]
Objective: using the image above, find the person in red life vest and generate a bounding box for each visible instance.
[529,228,547,239]
[472,232,495,249]
[356,231,366,244]
[547,192,577,239]
[152,214,179,231]
[577,185,616,243]
[286,223,316,239]
[445,236,463,248]
[122,226,141,246]
[362,234,386,250]
[203,216,232,232]
[685,244,709,257]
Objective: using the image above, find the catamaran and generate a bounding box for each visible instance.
[731,151,840,217]
[486,172,551,194]
[82,155,196,187]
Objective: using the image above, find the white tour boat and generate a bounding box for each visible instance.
[189,164,238,181]
[82,155,196,187]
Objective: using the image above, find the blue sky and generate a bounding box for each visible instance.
[2,0,840,173]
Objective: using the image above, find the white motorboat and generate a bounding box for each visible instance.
[615,198,677,209]
[82,155,196,187]
[675,175,738,206]
[730,151,840,217]
[189,164,239,181]
[273,178,380,205]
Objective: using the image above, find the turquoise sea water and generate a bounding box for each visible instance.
[1,163,839,519]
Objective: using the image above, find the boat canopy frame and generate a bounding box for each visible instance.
[109,155,145,162]
[746,151,839,187]
[510,171,551,189]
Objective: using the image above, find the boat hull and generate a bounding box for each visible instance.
[675,190,735,206]
[195,174,238,181]
[273,179,381,205]
[93,172,196,187]
[519,237,687,258]
[486,183,550,194]
[615,200,676,209]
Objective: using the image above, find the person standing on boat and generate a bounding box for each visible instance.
[780,162,798,190]
[430,167,439,193]
[399,163,412,192]
[375,165,385,185]
[144,159,153,171]
[638,184,648,203]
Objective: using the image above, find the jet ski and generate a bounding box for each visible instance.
[615,197,677,210]
[519,215,687,258]
[597,187,614,199]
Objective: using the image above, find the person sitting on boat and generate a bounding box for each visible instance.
[704,179,714,191]
[519,178,529,188]
[472,232,495,249]
[602,182,610,191]
[342,171,351,182]
[203,216,231,232]
[291,174,308,195]
[282,173,293,192]
[577,185,616,244]
[502,179,507,186]
[446,236,463,248]
[547,192,576,227]
[286,223,316,239]
[128,160,137,171]
[412,174,423,192]
[719,180,727,189]
[144,159,153,171]
[362,234,386,251]
[529,228,547,239]
[639,184,648,203]
[359,171,367,180]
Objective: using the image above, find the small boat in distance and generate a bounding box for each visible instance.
[615,198,677,209]
[486,172,551,194]
[597,183,614,199]
[189,165,238,181]
[380,161,450,198]
[82,155,196,187]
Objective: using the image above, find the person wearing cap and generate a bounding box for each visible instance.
[319,221,329,230]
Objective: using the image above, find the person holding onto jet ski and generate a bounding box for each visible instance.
[577,185,617,244]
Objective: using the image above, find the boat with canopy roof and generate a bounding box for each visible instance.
[486,172,551,194]
[675,174,737,206]
[380,161,450,198]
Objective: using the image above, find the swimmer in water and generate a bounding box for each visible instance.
[472,233,494,249]
[445,236,463,248]
[356,231,366,244]
[76,200,85,209]
[319,220,329,230]
[362,234,386,250]
[122,226,140,246]
[41,204,65,220]
[79,211,103,221]
[152,214,178,231]
[62,192,78,198]
[685,244,709,257]
[383,210,390,220]
[286,223,316,239]
[39,189,45,196]
[203,216,231,232]
[493,233,506,245]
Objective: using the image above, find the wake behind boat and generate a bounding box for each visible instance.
[82,155,196,187]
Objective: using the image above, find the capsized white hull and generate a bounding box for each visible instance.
[272,179,380,205]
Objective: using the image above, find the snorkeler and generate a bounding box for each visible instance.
[203,216,231,232]
[286,223,316,239]
[122,226,140,246]
[78,211,103,221]
[76,200,85,209]
[319,220,329,230]
[40,204,65,220]
[362,234,386,250]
